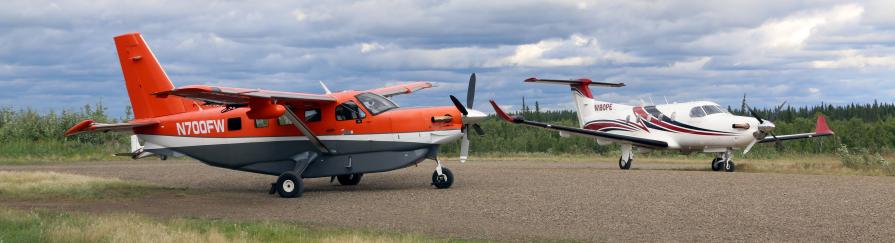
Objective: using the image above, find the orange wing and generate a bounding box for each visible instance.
[367,82,434,97]
[154,85,336,107]
[64,119,159,137]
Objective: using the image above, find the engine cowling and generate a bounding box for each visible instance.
[246,98,286,119]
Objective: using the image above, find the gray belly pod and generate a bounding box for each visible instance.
[152,139,438,177]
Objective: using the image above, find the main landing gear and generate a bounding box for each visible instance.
[432,159,454,189]
[618,144,633,170]
[710,149,735,172]
[271,171,304,198]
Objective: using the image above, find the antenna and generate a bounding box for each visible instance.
[648,96,655,105]
[663,96,669,104]
[319,81,332,94]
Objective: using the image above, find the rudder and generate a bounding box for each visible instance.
[114,32,187,119]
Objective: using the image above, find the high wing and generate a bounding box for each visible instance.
[64,119,159,136]
[154,85,336,107]
[759,115,834,143]
[489,100,669,148]
[367,82,434,97]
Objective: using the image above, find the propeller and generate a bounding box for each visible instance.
[450,73,487,163]
[743,99,787,153]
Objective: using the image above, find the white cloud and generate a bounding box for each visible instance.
[667,57,712,71]
[691,4,864,51]
[360,42,384,53]
[490,34,643,67]
[812,51,895,69]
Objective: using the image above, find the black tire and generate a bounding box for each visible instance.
[276,172,303,198]
[711,158,722,171]
[337,173,363,186]
[724,160,736,172]
[431,167,454,189]
[618,156,632,170]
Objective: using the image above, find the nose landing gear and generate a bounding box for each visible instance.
[711,149,735,172]
[432,159,454,189]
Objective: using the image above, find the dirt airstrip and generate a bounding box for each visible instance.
[2,159,895,241]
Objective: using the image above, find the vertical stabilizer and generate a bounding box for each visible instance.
[114,32,186,119]
[524,78,624,126]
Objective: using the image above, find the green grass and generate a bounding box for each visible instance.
[0,208,486,243]
[0,140,130,165]
[0,171,163,200]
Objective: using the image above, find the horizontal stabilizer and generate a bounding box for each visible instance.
[524,78,625,87]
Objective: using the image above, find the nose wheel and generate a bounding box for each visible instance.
[618,156,633,170]
[431,159,454,189]
[712,150,735,172]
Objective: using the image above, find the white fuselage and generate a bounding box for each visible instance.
[572,93,763,152]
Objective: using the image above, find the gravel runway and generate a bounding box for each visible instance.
[2,159,895,241]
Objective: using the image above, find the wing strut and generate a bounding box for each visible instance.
[283,105,331,154]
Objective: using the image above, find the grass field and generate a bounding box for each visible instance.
[0,171,164,200]
[0,171,484,243]
[0,208,484,243]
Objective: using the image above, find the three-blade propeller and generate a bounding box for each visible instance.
[743,99,787,153]
[450,73,487,163]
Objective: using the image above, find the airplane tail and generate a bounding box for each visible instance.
[524,78,624,126]
[114,32,190,119]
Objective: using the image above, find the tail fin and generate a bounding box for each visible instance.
[114,32,187,119]
[524,77,624,125]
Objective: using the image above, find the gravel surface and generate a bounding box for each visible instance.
[2,159,895,242]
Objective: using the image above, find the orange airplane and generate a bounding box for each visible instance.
[64,33,487,198]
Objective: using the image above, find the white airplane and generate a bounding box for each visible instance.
[489,78,834,172]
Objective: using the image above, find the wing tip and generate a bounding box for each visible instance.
[63,119,94,137]
[815,115,834,135]
[489,100,517,122]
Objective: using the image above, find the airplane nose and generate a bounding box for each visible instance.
[758,121,776,133]
[463,109,487,124]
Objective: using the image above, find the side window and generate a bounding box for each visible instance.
[304,109,321,122]
[335,101,366,121]
[227,117,242,131]
[254,119,269,128]
[689,107,706,118]
[277,115,293,126]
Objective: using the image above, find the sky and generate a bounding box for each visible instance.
[1,0,894,118]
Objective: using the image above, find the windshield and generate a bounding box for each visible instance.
[356,92,399,115]
[702,105,728,115]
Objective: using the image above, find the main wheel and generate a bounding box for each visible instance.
[618,157,632,170]
[711,158,722,171]
[431,167,454,189]
[276,172,304,198]
[337,173,363,186]
[724,160,736,172]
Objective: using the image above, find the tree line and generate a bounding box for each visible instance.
[1,100,893,159]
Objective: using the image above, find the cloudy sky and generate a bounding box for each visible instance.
[1,0,894,117]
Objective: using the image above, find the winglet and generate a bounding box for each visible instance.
[64,120,94,137]
[489,100,520,123]
[815,115,833,135]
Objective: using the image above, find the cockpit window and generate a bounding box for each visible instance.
[356,92,399,115]
[702,105,728,115]
[335,101,366,121]
[690,106,706,118]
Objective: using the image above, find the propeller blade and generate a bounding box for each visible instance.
[450,95,468,115]
[771,133,785,152]
[467,73,476,109]
[768,100,787,121]
[472,124,485,136]
[747,106,765,124]
[743,139,759,154]
[460,133,470,163]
